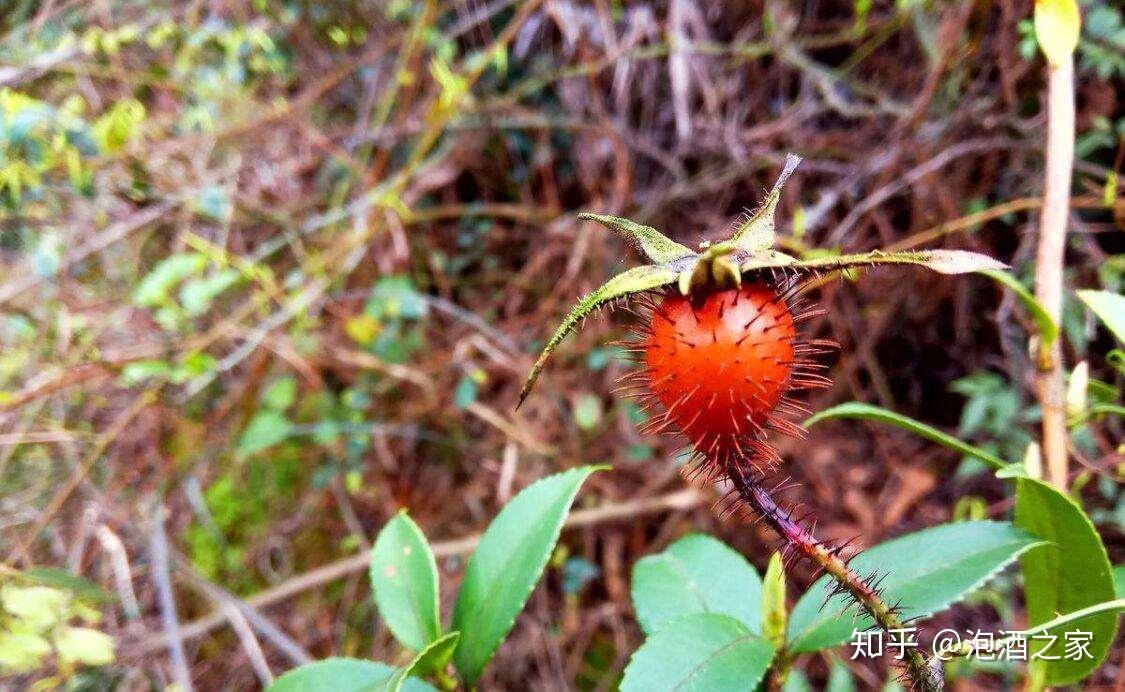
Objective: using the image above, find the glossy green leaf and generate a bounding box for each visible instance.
[1015,477,1118,685]
[578,213,693,264]
[631,534,763,636]
[805,402,1006,469]
[451,466,602,686]
[621,613,775,692]
[268,659,436,692]
[1077,289,1125,343]
[729,154,801,252]
[983,269,1059,347]
[739,248,1005,276]
[519,266,677,404]
[788,521,1043,653]
[370,512,441,652]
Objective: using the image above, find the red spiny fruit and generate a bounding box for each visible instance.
[635,280,830,472]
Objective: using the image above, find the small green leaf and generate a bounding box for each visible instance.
[1077,289,1125,343]
[54,626,115,667]
[0,632,52,672]
[761,552,787,650]
[451,466,603,686]
[574,394,602,431]
[1034,0,1081,66]
[385,633,460,690]
[519,266,677,404]
[268,659,436,692]
[631,534,763,636]
[729,154,801,252]
[370,512,441,652]
[262,376,298,410]
[781,670,813,692]
[578,213,693,264]
[1016,477,1118,685]
[805,402,1007,469]
[983,269,1059,347]
[237,409,295,455]
[788,522,1043,653]
[621,613,775,692]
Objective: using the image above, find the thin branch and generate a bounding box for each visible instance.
[150,506,193,692]
[727,469,941,692]
[1034,52,1075,488]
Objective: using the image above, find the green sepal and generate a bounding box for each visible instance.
[728,154,801,253]
[518,264,678,404]
[738,248,1006,275]
[578,212,693,264]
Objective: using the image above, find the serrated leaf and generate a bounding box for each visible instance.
[451,466,603,686]
[621,613,775,692]
[805,402,1007,469]
[1077,289,1125,343]
[983,269,1059,347]
[519,266,677,404]
[787,521,1043,653]
[579,213,693,264]
[1034,0,1080,66]
[370,512,441,652]
[1015,477,1118,685]
[729,154,801,252]
[631,534,763,636]
[739,249,1006,275]
[268,659,436,692]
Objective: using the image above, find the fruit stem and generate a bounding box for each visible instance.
[727,469,942,692]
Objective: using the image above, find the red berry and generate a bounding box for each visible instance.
[640,281,805,469]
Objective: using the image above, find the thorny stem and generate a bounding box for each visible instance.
[727,469,942,692]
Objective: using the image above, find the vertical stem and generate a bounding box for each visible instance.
[728,469,941,692]
[1034,53,1074,488]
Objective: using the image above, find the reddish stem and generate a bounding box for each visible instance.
[727,467,941,691]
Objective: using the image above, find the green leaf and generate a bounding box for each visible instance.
[728,154,801,252]
[237,409,295,455]
[386,633,460,691]
[787,521,1043,653]
[23,567,114,604]
[631,534,763,636]
[262,376,298,410]
[781,670,813,692]
[761,552,787,649]
[620,613,775,692]
[1034,0,1081,66]
[983,269,1059,347]
[805,402,1007,469]
[367,276,428,320]
[578,213,693,264]
[451,466,603,686]
[1115,565,1125,599]
[54,626,115,667]
[370,512,441,652]
[1077,289,1125,343]
[268,659,436,692]
[519,266,678,404]
[133,253,206,307]
[1015,477,1118,685]
[739,249,1006,276]
[0,632,51,673]
[574,393,602,430]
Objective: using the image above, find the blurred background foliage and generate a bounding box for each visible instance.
[0,0,1122,688]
